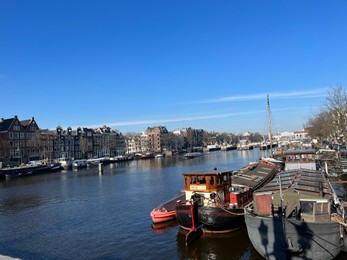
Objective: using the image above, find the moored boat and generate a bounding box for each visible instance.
[57,158,73,170]
[109,155,134,163]
[284,148,318,171]
[244,169,346,260]
[1,163,62,178]
[175,159,279,244]
[150,191,185,224]
[183,152,203,159]
[141,153,155,159]
[72,159,88,168]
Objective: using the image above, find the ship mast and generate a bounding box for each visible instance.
[267,95,273,155]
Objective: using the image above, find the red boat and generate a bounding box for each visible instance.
[150,191,185,224]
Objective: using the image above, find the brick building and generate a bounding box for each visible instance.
[0,116,40,165]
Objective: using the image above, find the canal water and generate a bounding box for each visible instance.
[0,149,346,260]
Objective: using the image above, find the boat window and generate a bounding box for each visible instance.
[190,176,197,184]
[198,177,206,184]
[315,202,329,214]
[300,201,314,214]
[217,175,222,185]
[301,154,307,162]
[209,176,215,185]
[223,175,228,183]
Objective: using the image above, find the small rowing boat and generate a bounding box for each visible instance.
[150,191,185,224]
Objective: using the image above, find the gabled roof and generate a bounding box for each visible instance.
[20,119,31,126]
[0,118,15,132]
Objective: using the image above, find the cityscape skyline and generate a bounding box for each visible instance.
[1,1,346,134]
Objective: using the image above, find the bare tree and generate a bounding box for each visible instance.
[325,85,347,144]
[307,111,333,141]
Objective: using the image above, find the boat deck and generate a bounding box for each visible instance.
[155,191,185,212]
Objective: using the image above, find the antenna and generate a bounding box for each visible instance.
[267,95,273,155]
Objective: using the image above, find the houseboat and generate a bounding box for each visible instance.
[284,149,318,171]
[244,169,346,260]
[109,155,134,163]
[175,159,279,244]
[1,163,61,178]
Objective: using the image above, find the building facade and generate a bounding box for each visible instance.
[0,116,41,165]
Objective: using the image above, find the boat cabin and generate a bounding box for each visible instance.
[183,170,233,205]
[284,149,318,171]
[252,169,334,223]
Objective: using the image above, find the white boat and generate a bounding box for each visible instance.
[72,159,88,168]
[57,158,73,170]
[183,152,203,159]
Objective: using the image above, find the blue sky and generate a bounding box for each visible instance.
[1,1,346,134]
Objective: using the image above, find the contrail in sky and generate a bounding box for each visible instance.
[70,89,325,129]
[76,107,313,129]
[201,88,329,103]
[79,110,264,129]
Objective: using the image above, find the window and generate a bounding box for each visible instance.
[209,176,215,185]
[26,133,31,138]
[9,133,13,139]
[300,201,314,214]
[20,133,24,139]
[198,177,206,184]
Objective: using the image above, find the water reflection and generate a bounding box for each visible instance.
[0,196,44,214]
[176,227,263,260]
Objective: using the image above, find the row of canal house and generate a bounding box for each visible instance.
[0,116,205,166]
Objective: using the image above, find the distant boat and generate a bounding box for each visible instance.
[109,155,134,163]
[1,163,62,178]
[57,158,73,170]
[72,159,88,168]
[237,140,254,150]
[141,153,155,159]
[87,157,110,165]
[155,153,165,158]
[183,152,203,159]
[244,168,346,260]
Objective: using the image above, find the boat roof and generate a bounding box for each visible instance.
[231,161,277,188]
[182,169,233,177]
[254,169,333,198]
[284,149,316,155]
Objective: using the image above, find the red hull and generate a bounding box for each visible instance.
[150,191,185,224]
[150,209,176,224]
